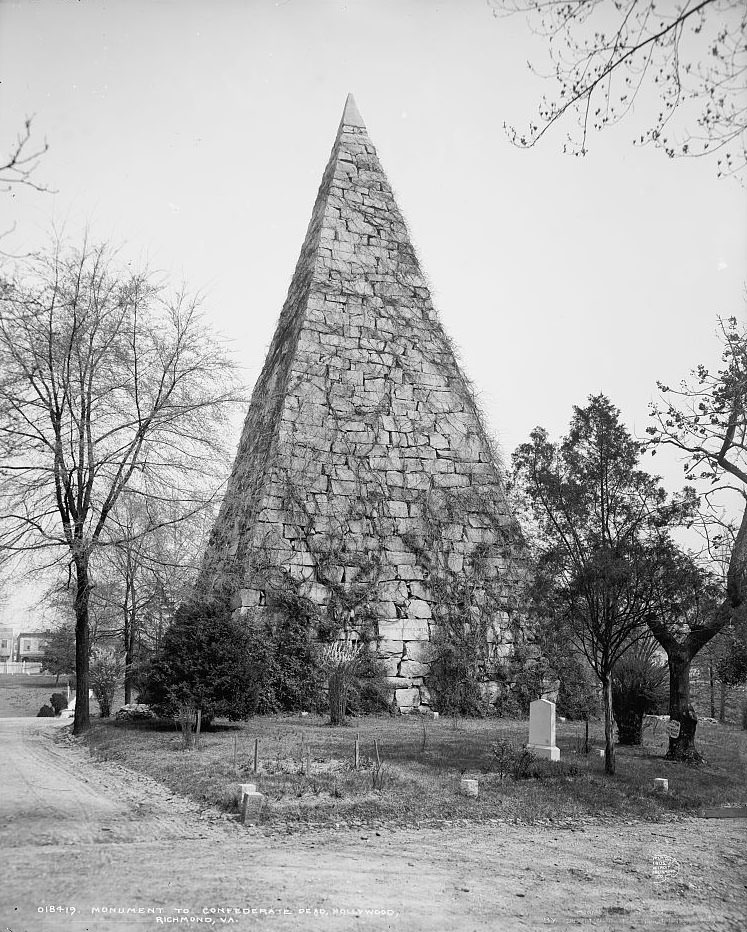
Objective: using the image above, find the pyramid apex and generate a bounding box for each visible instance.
[341,93,366,128]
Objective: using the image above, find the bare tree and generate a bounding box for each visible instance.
[649,322,747,581]
[0,239,241,733]
[1,117,52,244]
[1,117,49,193]
[648,317,747,739]
[93,491,217,703]
[492,0,747,177]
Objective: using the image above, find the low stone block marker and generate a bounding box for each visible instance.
[699,807,747,818]
[527,698,560,761]
[241,785,266,826]
[593,748,605,758]
[460,778,479,798]
[653,778,669,793]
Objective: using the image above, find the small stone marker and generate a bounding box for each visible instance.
[699,806,747,819]
[594,748,605,758]
[666,719,681,739]
[460,778,479,798]
[241,787,265,825]
[432,711,439,721]
[527,699,560,761]
[239,783,257,798]
[653,778,669,793]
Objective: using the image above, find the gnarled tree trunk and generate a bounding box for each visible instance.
[666,651,700,761]
[647,502,747,762]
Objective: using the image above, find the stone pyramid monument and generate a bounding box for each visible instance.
[199,95,532,711]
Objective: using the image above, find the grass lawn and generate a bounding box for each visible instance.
[79,711,747,827]
[0,675,124,718]
[0,675,72,717]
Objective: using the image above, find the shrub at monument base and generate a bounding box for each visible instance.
[142,601,265,727]
[612,646,668,745]
[553,653,600,721]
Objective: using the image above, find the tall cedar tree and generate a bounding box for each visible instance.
[513,394,694,774]
[144,601,264,727]
[40,622,76,684]
[0,241,239,733]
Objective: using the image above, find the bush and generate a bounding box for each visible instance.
[347,649,392,716]
[90,648,124,718]
[49,692,68,715]
[429,638,491,717]
[37,704,56,717]
[612,644,667,745]
[239,593,385,718]
[142,600,266,726]
[244,608,325,715]
[320,641,363,725]
[554,653,600,721]
[490,739,537,780]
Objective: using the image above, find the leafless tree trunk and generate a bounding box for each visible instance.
[709,660,716,718]
[719,680,728,723]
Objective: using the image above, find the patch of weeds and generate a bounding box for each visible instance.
[371,760,387,791]
[217,783,243,812]
[490,739,536,780]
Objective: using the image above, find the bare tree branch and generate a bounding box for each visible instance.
[492,0,747,178]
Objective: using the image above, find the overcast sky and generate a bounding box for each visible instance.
[1,0,745,627]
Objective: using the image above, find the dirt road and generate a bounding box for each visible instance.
[1,718,745,932]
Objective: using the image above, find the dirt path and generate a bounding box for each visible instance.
[1,718,745,932]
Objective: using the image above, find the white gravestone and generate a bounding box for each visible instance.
[460,778,479,798]
[527,698,560,761]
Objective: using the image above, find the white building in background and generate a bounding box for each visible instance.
[14,631,47,664]
[0,626,13,663]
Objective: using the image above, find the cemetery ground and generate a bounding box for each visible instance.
[83,711,747,827]
[2,711,745,931]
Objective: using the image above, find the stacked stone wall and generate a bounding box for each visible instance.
[200,97,535,711]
